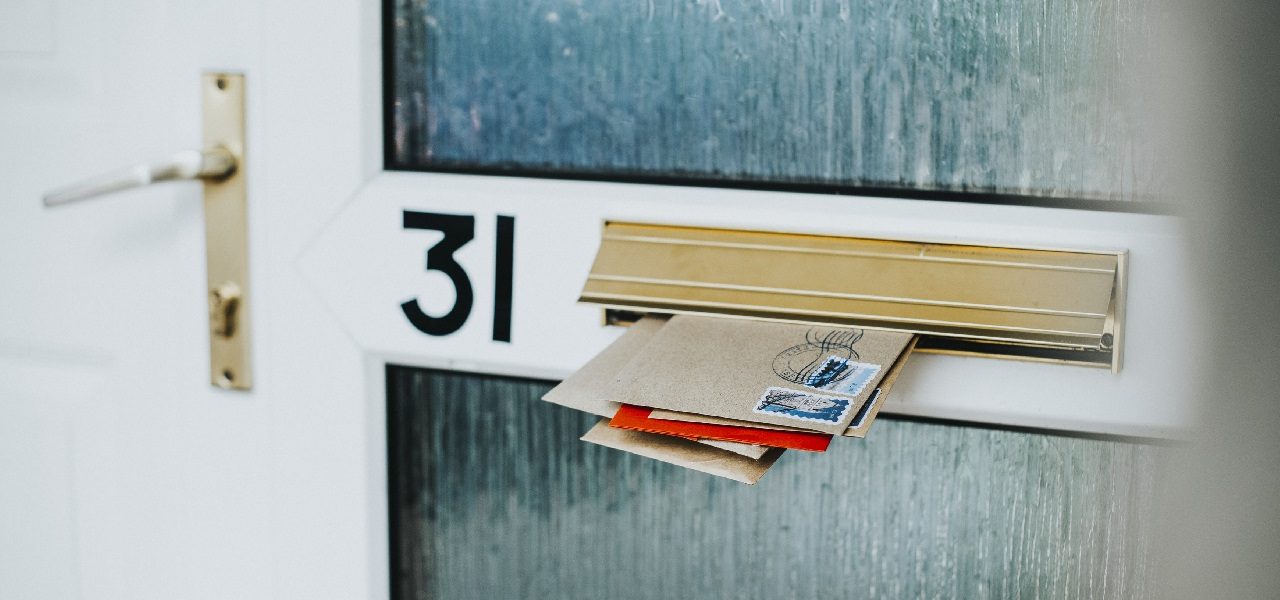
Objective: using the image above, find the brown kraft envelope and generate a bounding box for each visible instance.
[541,315,668,418]
[579,420,783,484]
[543,315,769,459]
[649,335,917,438]
[606,315,915,435]
[840,335,916,437]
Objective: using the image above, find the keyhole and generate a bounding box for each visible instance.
[215,368,235,389]
[215,76,227,91]
[209,282,241,339]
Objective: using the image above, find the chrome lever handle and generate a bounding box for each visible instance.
[42,146,237,207]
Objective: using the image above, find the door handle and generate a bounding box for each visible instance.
[40,72,253,391]
[42,147,237,207]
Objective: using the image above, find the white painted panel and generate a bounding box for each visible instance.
[0,361,86,599]
[302,172,1193,438]
[0,0,55,55]
[0,353,123,600]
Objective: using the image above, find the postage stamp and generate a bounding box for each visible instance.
[771,329,881,396]
[803,356,881,396]
[753,387,853,424]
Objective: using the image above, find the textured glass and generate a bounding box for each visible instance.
[387,367,1162,599]
[388,0,1157,200]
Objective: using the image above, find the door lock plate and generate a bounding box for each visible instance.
[203,72,251,390]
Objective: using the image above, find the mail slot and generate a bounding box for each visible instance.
[580,222,1127,371]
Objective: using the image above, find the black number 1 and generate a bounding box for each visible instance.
[402,210,514,342]
[492,215,515,342]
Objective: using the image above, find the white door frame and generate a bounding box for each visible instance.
[262,2,1191,598]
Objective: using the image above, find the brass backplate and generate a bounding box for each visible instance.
[584,222,1126,371]
[202,72,251,389]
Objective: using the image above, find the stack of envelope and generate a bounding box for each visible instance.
[543,314,917,484]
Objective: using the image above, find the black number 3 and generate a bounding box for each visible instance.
[402,210,514,342]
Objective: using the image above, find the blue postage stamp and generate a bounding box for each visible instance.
[771,330,881,397]
[802,356,881,396]
[753,387,853,424]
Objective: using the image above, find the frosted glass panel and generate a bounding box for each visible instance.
[387,0,1156,200]
[387,367,1160,599]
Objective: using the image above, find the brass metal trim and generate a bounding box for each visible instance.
[203,72,251,389]
[601,233,1117,274]
[588,274,1109,318]
[583,222,1125,370]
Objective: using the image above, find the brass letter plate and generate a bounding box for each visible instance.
[583,222,1126,371]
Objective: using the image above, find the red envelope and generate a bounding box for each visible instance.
[608,404,832,453]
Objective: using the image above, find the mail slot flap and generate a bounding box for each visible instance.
[580,222,1126,370]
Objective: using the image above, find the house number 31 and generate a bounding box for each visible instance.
[401,210,514,342]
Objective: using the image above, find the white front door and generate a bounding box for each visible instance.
[1,1,1193,599]
[0,1,374,598]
